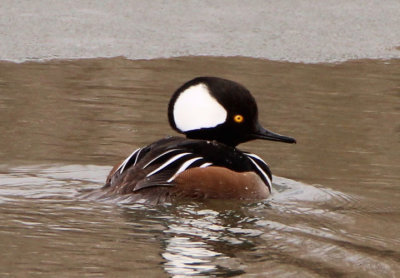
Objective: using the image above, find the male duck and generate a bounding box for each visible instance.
[96,77,295,204]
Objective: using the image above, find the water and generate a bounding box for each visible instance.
[0,57,399,277]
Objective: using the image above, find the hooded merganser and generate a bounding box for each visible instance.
[98,77,296,204]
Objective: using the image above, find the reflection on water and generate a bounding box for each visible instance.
[0,57,399,277]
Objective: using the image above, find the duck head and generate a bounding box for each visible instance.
[168,77,296,147]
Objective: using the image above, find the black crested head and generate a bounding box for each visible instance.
[168,77,296,147]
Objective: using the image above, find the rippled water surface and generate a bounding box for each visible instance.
[1,57,399,277]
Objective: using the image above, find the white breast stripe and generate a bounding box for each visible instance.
[199,162,213,168]
[247,156,272,191]
[245,153,269,167]
[117,148,141,174]
[167,157,204,183]
[146,152,192,178]
[142,149,178,169]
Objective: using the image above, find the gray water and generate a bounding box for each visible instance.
[1,57,399,277]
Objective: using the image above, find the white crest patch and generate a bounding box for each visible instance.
[173,83,227,132]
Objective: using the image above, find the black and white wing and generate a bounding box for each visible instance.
[116,147,147,174]
[115,147,213,192]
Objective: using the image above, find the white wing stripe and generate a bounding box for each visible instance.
[146,152,192,178]
[167,157,204,182]
[133,148,142,165]
[118,148,141,174]
[142,149,178,169]
[247,156,272,190]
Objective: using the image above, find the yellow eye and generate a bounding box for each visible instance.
[234,114,244,123]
